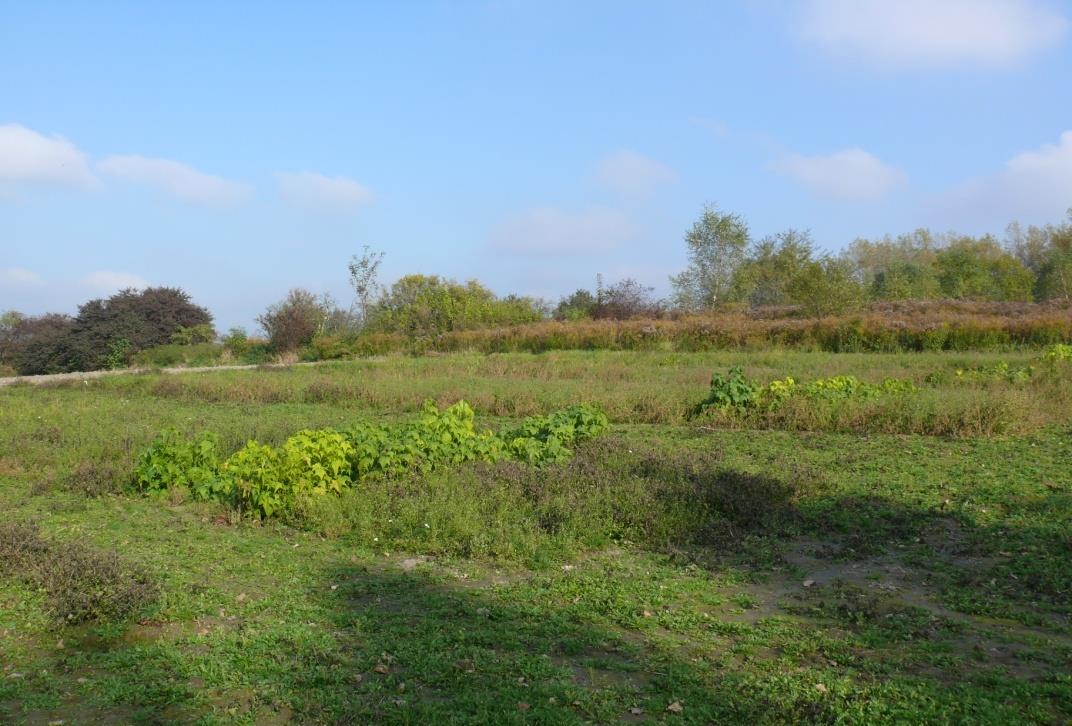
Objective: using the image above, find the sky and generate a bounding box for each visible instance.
[2,0,1071,331]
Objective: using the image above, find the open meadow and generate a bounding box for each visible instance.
[1,348,1071,724]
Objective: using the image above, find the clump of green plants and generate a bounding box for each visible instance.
[694,368,917,417]
[501,404,610,464]
[132,400,609,518]
[692,366,761,414]
[134,429,223,500]
[1042,342,1072,365]
[0,521,158,624]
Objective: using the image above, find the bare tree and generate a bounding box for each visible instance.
[348,246,385,329]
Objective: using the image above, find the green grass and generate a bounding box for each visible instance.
[1,351,1071,724]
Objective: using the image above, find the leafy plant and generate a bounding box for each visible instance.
[694,366,760,414]
[133,429,221,497]
[133,401,610,518]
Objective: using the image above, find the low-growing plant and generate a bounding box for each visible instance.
[501,404,609,464]
[693,366,760,415]
[0,521,158,623]
[133,401,610,518]
[133,429,222,497]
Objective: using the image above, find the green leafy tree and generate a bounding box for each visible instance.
[786,257,865,318]
[935,236,1033,301]
[732,229,815,306]
[368,275,543,336]
[670,204,750,310]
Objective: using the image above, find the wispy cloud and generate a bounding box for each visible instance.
[490,207,636,255]
[0,124,96,192]
[81,270,149,293]
[799,0,1067,69]
[0,266,45,289]
[593,150,677,198]
[276,171,373,212]
[772,148,907,200]
[936,130,1072,225]
[97,155,249,206]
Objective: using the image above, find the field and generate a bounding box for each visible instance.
[1,350,1071,724]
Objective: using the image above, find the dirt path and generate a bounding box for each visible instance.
[0,361,316,387]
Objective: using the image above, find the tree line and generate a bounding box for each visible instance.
[2,207,1070,374]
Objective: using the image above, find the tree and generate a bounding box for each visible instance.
[258,289,330,352]
[347,246,385,328]
[554,289,597,321]
[594,278,662,319]
[935,236,1033,301]
[367,275,544,336]
[732,229,815,307]
[670,204,750,310]
[45,287,213,372]
[785,258,865,318]
[7,314,76,375]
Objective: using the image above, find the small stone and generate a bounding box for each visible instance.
[666,700,684,713]
[803,579,816,588]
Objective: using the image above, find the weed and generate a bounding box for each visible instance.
[0,521,157,624]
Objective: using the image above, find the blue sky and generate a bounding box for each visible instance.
[2,0,1071,330]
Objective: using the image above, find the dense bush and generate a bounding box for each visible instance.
[2,288,212,375]
[258,288,333,352]
[133,401,609,518]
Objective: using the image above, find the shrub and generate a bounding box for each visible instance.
[133,429,223,500]
[693,366,760,414]
[59,460,126,497]
[0,521,158,623]
[133,401,610,519]
[258,289,331,352]
[501,404,610,464]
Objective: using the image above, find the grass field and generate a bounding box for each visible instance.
[1,350,1070,724]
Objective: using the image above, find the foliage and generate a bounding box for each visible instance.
[694,366,760,414]
[258,288,333,352]
[553,288,598,321]
[133,429,223,500]
[170,323,216,345]
[5,313,77,374]
[785,257,866,317]
[1042,342,1072,364]
[348,245,385,328]
[501,404,610,464]
[133,401,609,518]
[732,229,815,306]
[105,337,133,370]
[368,274,545,337]
[3,288,211,375]
[670,203,750,309]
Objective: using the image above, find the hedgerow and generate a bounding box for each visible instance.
[133,401,608,518]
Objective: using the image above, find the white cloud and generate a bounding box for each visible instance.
[97,155,249,206]
[772,148,907,200]
[938,131,1072,224]
[490,207,636,254]
[0,267,44,289]
[276,171,373,212]
[593,150,677,198]
[799,0,1068,68]
[0,124,96,190]
[81,271,149,293]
